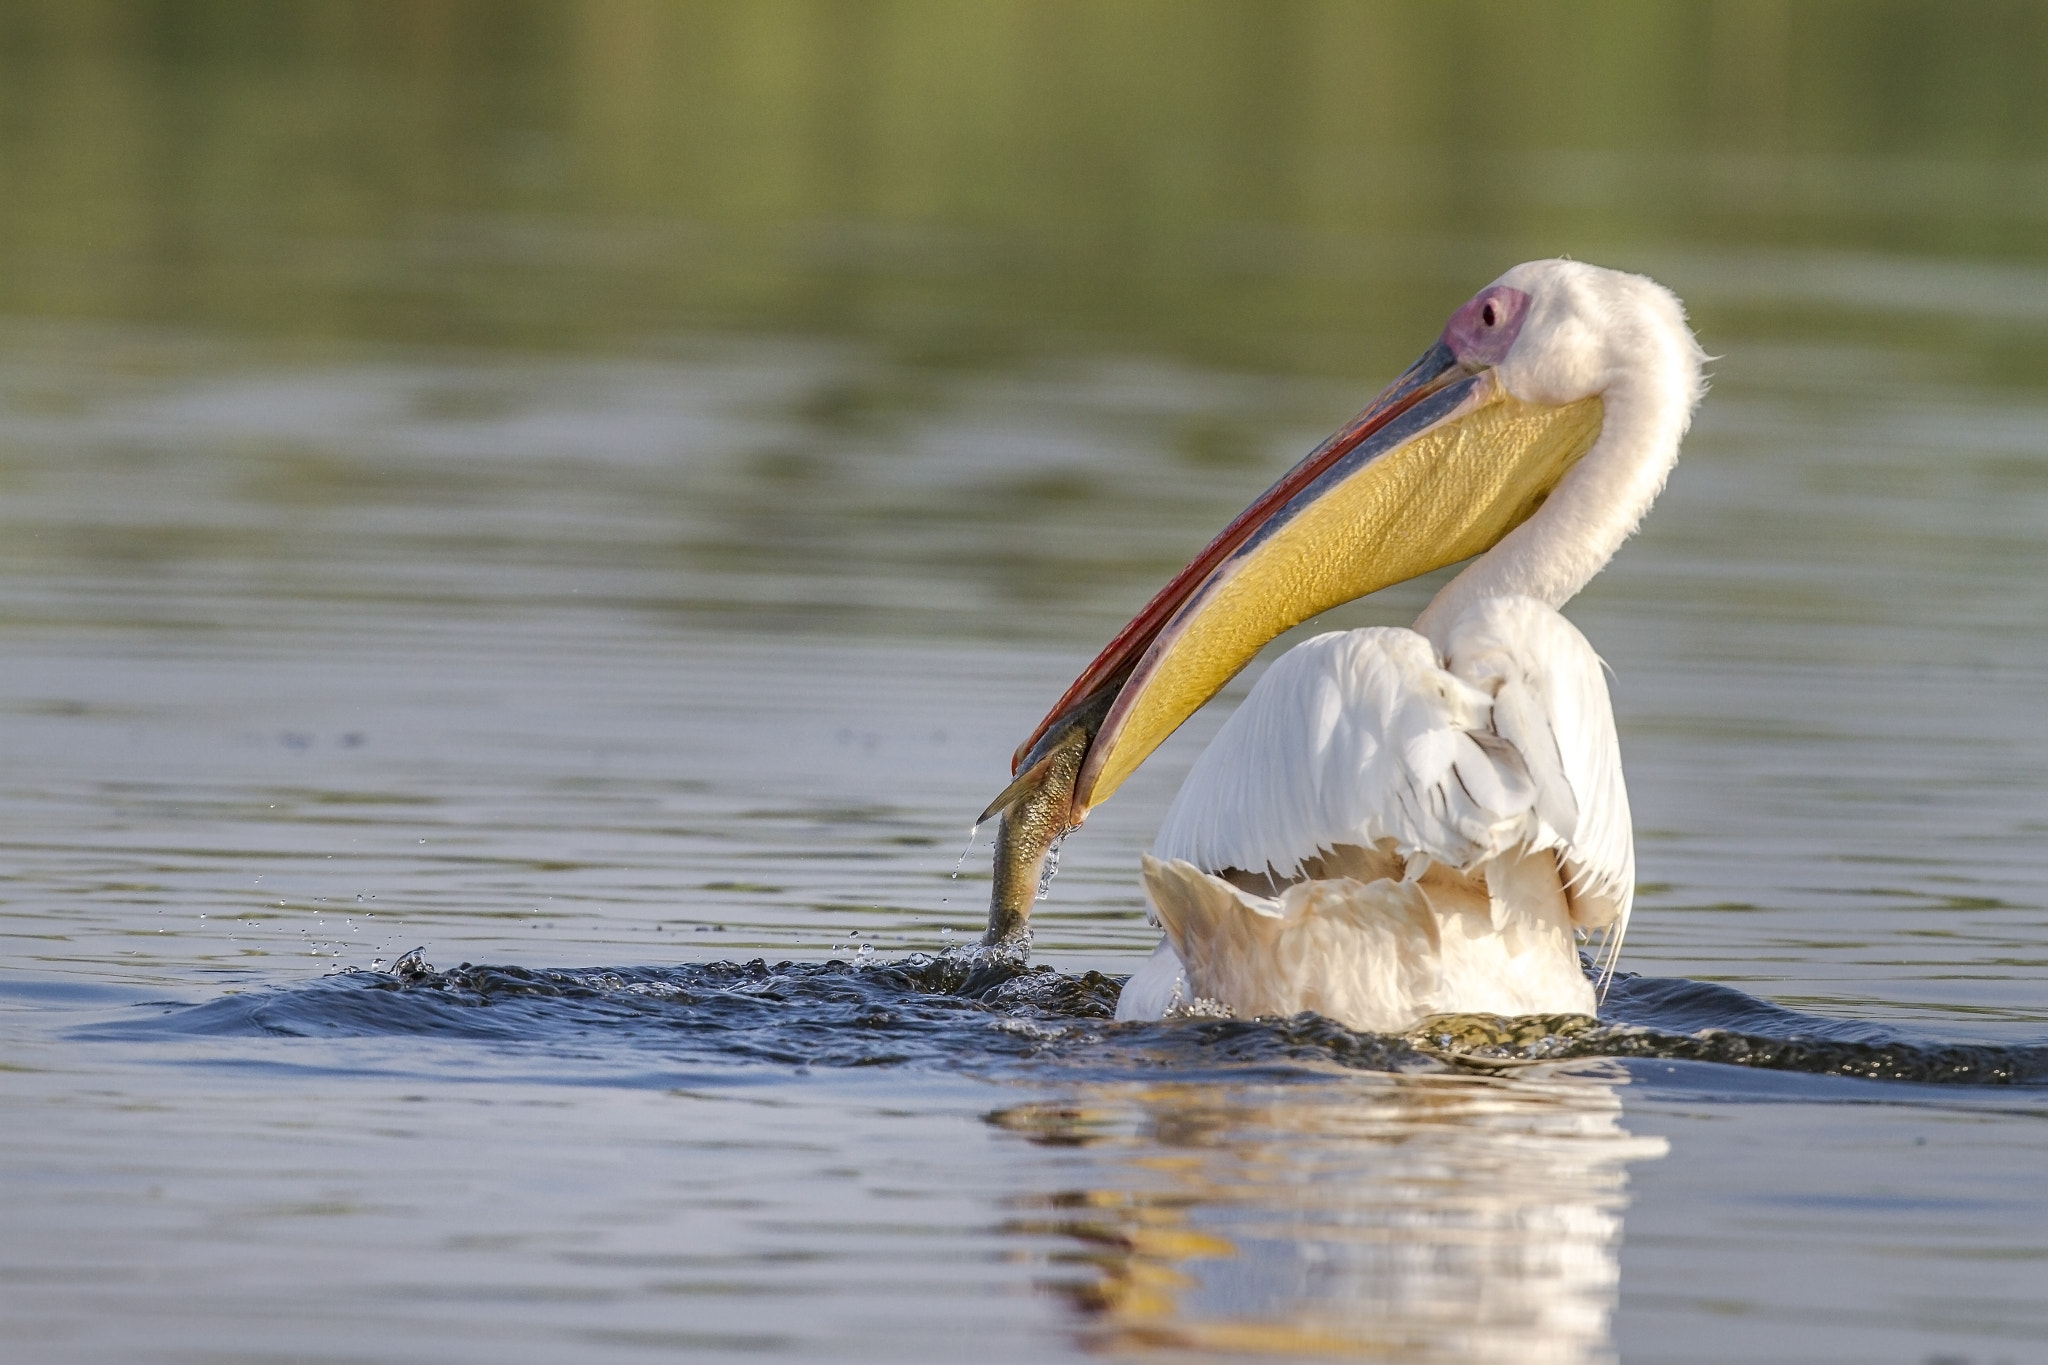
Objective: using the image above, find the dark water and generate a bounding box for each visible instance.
[8,5,2048,1364]
[86,955,2048,1090]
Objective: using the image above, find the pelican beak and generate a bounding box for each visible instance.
[1014,290,1608,818]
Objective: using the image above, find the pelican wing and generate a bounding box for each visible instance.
[1150,601,1633,943]
[1441,597,1634,938]
[1151,627,1539,884]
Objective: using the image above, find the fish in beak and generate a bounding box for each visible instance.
[976,282,1608,950]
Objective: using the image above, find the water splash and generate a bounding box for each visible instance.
[84,953,2048,1088]
[1035,833,1065,901]
[946,823,982,906]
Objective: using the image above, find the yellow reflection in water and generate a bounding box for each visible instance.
[994,1069,1666,1361]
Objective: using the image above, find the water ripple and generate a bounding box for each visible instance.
[84,954,2048,1088]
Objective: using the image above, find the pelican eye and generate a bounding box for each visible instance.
[1481,300,1498,327]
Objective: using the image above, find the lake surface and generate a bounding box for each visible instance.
[6,6,2048,1364]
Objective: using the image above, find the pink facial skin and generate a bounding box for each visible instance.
[1441,285,1531,369]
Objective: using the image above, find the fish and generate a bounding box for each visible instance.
[975,681,1120,951]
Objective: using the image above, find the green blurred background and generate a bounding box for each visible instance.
[6,0,2048,656]
[7,0,2048,377]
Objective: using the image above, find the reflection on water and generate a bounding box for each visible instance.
[997,1074,1665,1363]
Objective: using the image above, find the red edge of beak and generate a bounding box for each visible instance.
[1010,338,1466,774]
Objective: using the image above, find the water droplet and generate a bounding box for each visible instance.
[1036,834,1066,901]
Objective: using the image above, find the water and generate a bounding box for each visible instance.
[7,6,2048,1363]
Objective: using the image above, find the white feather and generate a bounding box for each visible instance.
[1117,940,1192,1018]
[1121,602,1629,1031]
[1152,627,1540,881]
[1442,597,1635,947]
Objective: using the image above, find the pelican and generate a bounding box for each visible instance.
[980,259,1706,1034]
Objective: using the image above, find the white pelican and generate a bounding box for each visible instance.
[982,260,1706,1033]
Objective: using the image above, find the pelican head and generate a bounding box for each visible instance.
[983,260,1703,944]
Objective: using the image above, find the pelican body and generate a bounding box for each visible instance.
[981,260,1706,1033]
